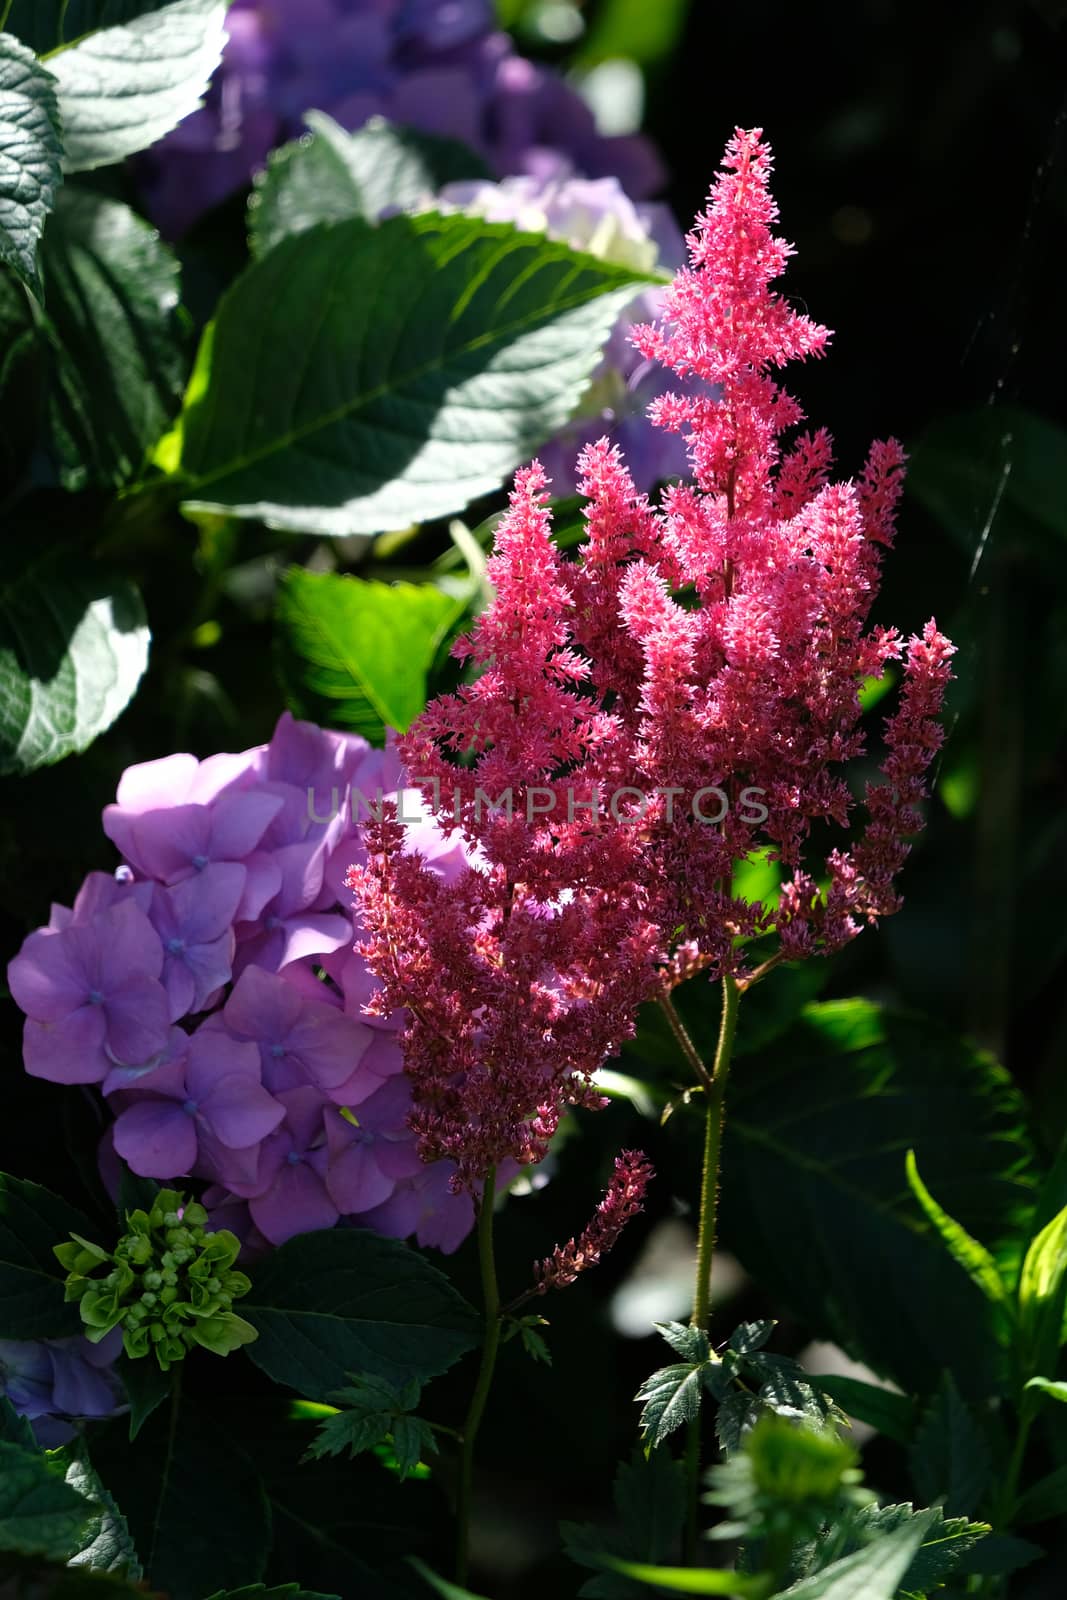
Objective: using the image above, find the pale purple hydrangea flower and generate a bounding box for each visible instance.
[0,1331,124,1447]
[7,713,477,1256]
[435,170,710,493]
[137,0,664,238]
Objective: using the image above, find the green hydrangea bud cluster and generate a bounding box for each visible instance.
[54,1189,257,1372]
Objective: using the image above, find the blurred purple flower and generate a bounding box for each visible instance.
[0,1331,123,1447]
[137,0,664,237]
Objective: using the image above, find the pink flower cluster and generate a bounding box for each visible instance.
[7,714,474,1254]
[533,1151,653,1295]
[351,129,955,1188]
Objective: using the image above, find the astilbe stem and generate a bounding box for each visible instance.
[455,1169,501,1587]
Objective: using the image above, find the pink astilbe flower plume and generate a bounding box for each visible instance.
[350,128,954,1190]
[532,1150,653,1295]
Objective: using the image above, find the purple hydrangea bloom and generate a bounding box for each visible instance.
[137,0,665,238]
[436,170,710,494]
[0,1331,124,1447]
[10,712,479,1258]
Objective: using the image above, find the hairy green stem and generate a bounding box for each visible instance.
[455,1168,501,1587]
[683,974,740,1560]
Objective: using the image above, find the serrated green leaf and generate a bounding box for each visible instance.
[304,1409,392,1463]
[808,1376,914,1446]
[1017,1201,1067,1383]
[204,1588,340,1600]
[719,1001,1035,1397]
[0,1174,100,1338]
[88,1400,270,1600]
[178,211,656,537]
[820,1502,991,1594]
[655,1322,710,1362]
[727,1321,775,1355]
[563,1447,686,1600]
[0,34,63,297]
[241,1228,479,1401]
[778,1508,936,1600]
[248,111,490,257]
[905,1149,1012,1336]
[0,1439,95,1560]
[50,0,229,173]
[635,1362,705,1447]
[65,1443,142,1578]
[38,186,185,489]
[908,1373,991,1518]
[275,568,461,742]
[390,1415,436,1480]
[0,535,150,777]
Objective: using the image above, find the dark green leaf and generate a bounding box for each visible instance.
[821,1502,991,1594]
[727,1321,775,1355]
[242,1228,479,1401]
[248,112,490,257]
[655,1322,710,1362]
[275,568,461,742]
[776,1508,935,1600]
[634,1363,705,1447]
[808,1376,914,1446]
[0,1175,99,1338]
[0,34,63,298]
[952,1531,1042,1576]
[89,1402,270,1600]
[0,1440,95,1560]
[178,212,655,536]
[719,1001,1035,1396]
[115,1354,169,1442]
[38,186,185,490]
[64,1444,141,1578]
[563,1447,686,1600]
[904,1148,1012,1337]
[389,1416,436,1481]
[0,1398,36,1451]
[0,531,150,777]
[0,1562,163,1596]
[5,3,172,54]
[1014,1463,1067,1525]
[50,0,229,173]
[203,1587,340,1599]
[909,1372,991,1518]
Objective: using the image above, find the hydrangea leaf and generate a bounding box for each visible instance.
[248,111,491,257]
[65,1442,143,1578]
[115,1353,170,1442]
[0,34,63,298]
[0,1439,96,1560]
[241,1229,479,1401]
[0,1396,36,1450]
[49,0,230,173]
[275,567,464,743]
[0,534,150,776]
[177,212,658,537]
[719,1000,1035,1397]
[88,1402,271,1600]
[0,1174,99,1338]
[38,186,185,489]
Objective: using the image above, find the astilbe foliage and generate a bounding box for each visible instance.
[350,129,954,1190]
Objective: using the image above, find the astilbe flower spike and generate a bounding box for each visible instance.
[533,1150,653,1295]
[350,128,954,1190]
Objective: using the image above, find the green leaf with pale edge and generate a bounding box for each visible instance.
[0,537,150,776]
[1017,1201,1067,1381]
[65,1444,142,1578]
[719,1001,1034,1396]
[595,1560,762,1596]
[0,1440,95,1560]
[778,1508,936,1600]
[812,1503,992,1594]
[50,0,229,173]
[39,186,185,489]
[242,1228,479,1401]
[905,1148,1012,1337]
[0,1174,99,1338]
[178,211,655,536]
[5,3,169,54]
[909,1372,991,1517]
[0,34,63,297]
[809,1375,914,1445]
[1025,1375,1067,1405]
[409,1558,492,1600]
[249,111,490,257]
[275,567,460,742]
[634,1363,705,1447]
[89,1401,270,1600]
